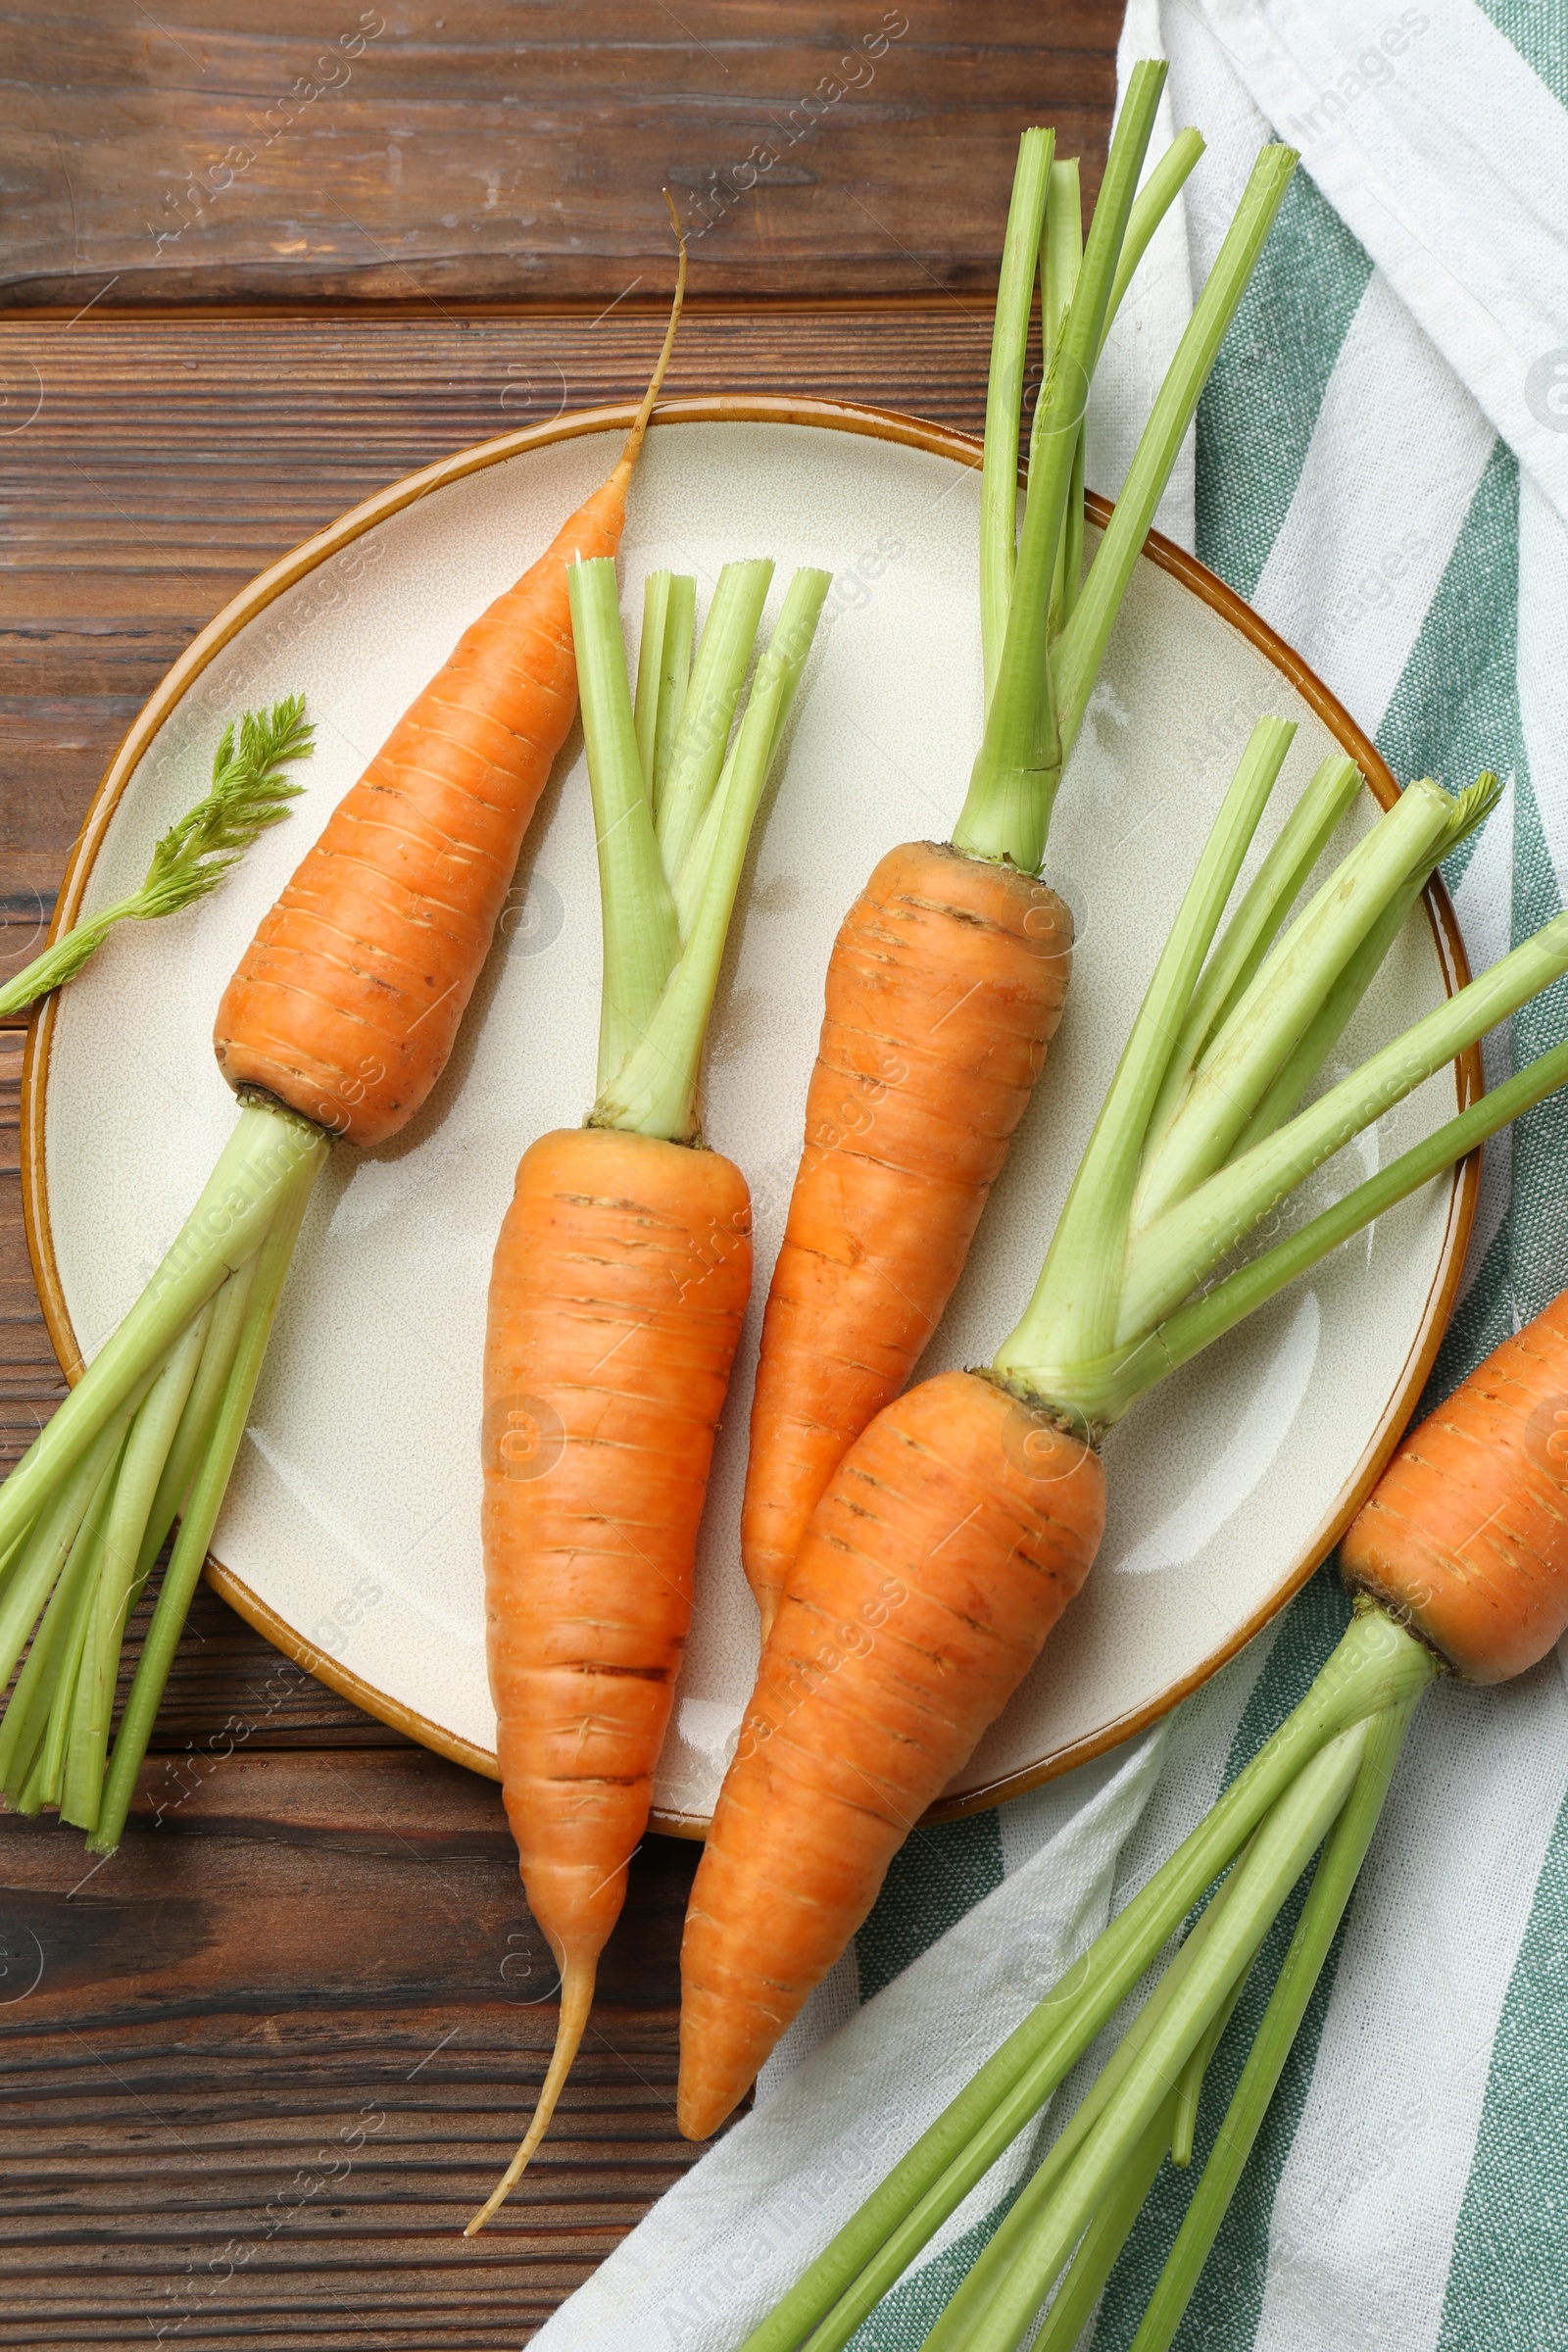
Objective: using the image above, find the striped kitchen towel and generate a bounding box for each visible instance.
[529,6,1568,2348]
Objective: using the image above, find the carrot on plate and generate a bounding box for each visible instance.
[741,71,1292,1636]
[0,225,685,1854]
[679,699,1568,2140]
[734,1263,1568,2352]
[466,552,832,2234]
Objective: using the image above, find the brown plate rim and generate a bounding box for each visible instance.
[19,392,1481,1834]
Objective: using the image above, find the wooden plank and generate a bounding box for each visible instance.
[0,1769,710,2349]
[4,1,1121,307]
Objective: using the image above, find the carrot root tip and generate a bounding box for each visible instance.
[463,1955,596,2238]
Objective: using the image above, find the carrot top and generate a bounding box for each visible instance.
[567,554,830,1143]
[956,69,1296,875]
[988,722,1568,1432]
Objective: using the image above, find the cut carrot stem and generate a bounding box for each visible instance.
[131,1259,259,1592]
[0,1415,127,1698]
[1053,142,1297,755]
[0,1105,317,1568]
[1027,2096,1176,2352]
[634,568,696,810]
[1127,1696,1418,2352]
[1101,126,1205,349]
[602,567,831,1142]
[0,1432,128,1799]
[61,1303,214,1831]
[88,1130,321,1854]
[472,554,826,2234]
[981,124,1055,704]
[926,1726,1374,2352]
[732,1608,1433,2352]
[655,559,774,892]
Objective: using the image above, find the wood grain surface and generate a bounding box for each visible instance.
[0,10,1122,2341]
[5,1,1119,307]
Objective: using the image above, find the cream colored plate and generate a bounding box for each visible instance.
[24,402,1474,1831]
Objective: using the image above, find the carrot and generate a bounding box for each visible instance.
[740,84,1288,1635]
[681,704,1568,2141]
[690,1370,1102,2115]
[0,223,687,1855]
[215,228,686,1147]
[741,849,1072,1628]
[466,553,832,2233]
[477,1129,751,2199]
[1340,1292,1568,1683]
[726,985,1568,2352]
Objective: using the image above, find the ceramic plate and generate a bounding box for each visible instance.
[23,399,1476,1831]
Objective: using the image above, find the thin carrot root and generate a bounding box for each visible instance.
[611,189,687,485]
[465,1954,597,2237]
[741,844,1072,1633]
[680,1370,1103,2138]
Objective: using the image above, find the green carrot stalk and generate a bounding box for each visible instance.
[956,117,1295,873]
[929,1725,1375,2352]
[61,1304,214,1830]
[1127,1698,1419,2352]
[89,1136,322,1853]
[0,1413,127,1695]
[633,569,696,810]
[1040,161,1084,637]
[0,1432,128,1797]
[653,560,774,888]
[738,1609,1434,2352]
[1140,752,1364,1170]
[1170,1967,1246,2169]
[1134,773,1500,1225]
[0,698,311,1021]
[994,745,1515,1411]
[603,568,831,1142]
[1051,142,1298,759]
[1028,2096,1175,2352]
[957,62,1168,872]
[130,1268,256,1592]
[0,1103,323,1567]
[569,559,683,1091]
[572,557,830,1147]
[1102,126,1205,342]
[981,126,1055,704]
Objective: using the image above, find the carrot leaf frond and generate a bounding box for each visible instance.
[0,695,313,1022]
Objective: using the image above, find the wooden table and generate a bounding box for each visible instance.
[0,11,1120,2342]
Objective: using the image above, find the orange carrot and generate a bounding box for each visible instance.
[739,99,1293,1636]
[742,845,1071,1633]
[477,1127,751,2207]
[466,552,832,2230]
[215,230,686,1147]
[688,1370,1102,2137]
[1341,1292,1568,1683]
[0,225,687,1861]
